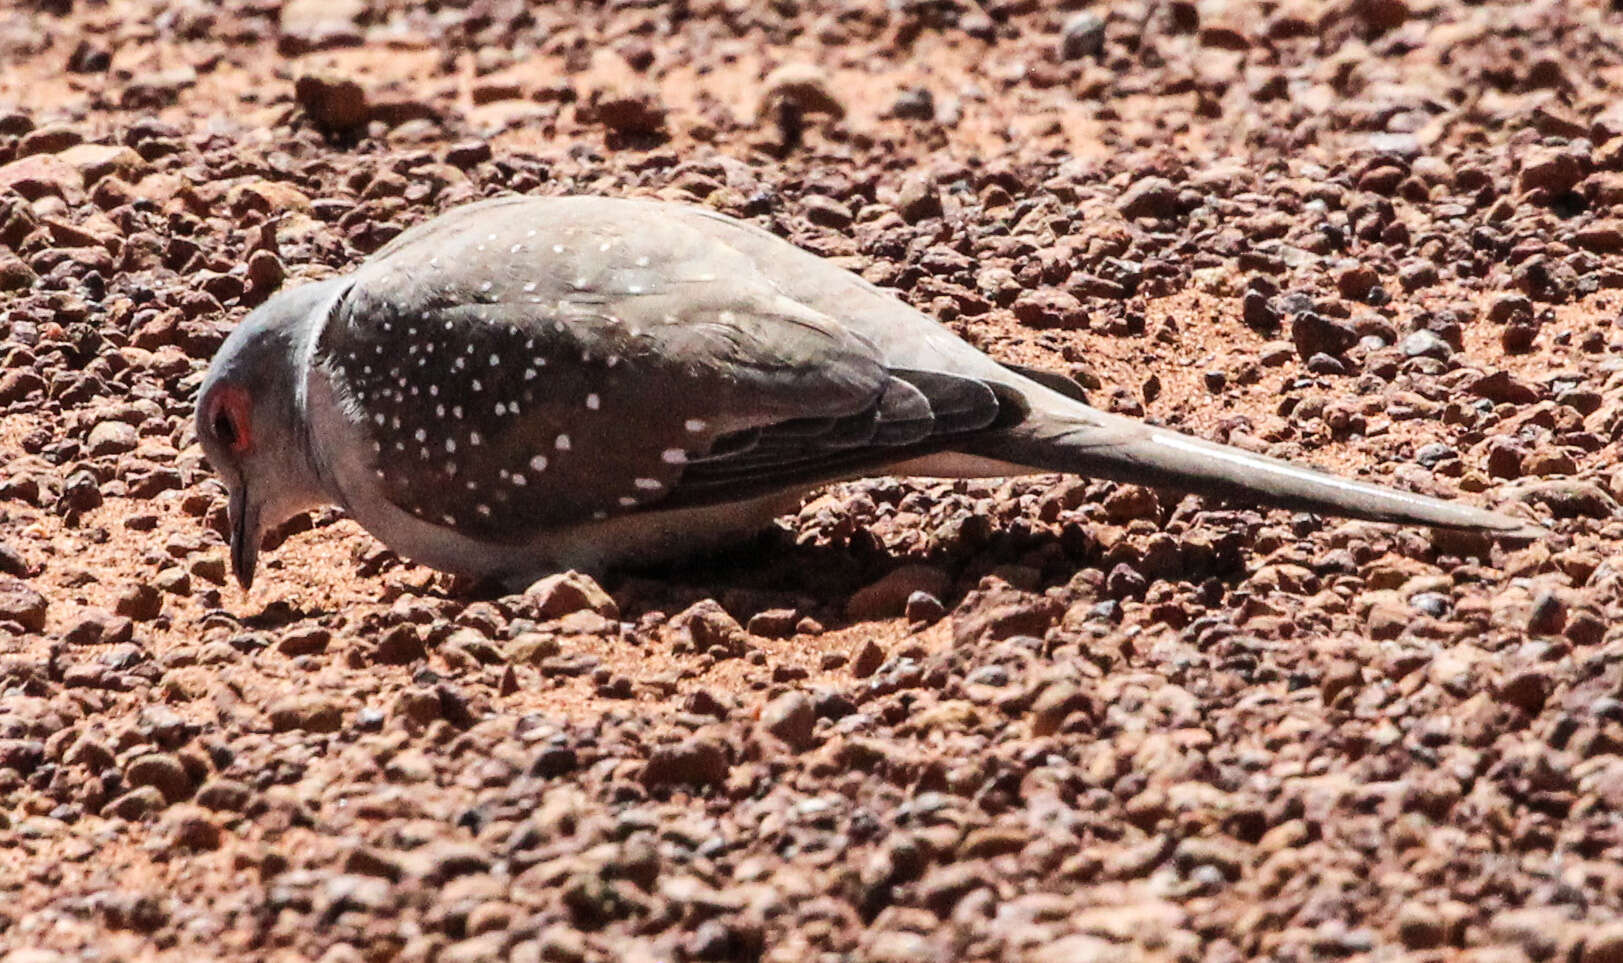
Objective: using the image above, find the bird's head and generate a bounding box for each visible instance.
[197,279,344,590]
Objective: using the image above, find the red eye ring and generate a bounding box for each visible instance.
[207,384,253,455]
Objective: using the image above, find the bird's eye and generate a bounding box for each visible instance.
[213,409,238,448]
[207,386,254,455]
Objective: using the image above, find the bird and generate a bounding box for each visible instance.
[196,194,1542,590]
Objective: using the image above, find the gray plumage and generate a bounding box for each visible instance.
[196,194,1542,589]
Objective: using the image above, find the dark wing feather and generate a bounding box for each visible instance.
[665,368,1015,504]
[998,362,1090,403]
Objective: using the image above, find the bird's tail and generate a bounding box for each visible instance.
[974,400,1544,538]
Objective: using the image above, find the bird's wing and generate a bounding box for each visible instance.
[312,195,1017,543]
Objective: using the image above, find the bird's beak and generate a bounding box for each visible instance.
[228,484,260,591]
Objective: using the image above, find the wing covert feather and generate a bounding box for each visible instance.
[314,196,1018,540]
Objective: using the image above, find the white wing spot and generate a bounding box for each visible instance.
[511,474,526,486]
[593,510,609,520]
[618,496,638,507]
[445,438,456,453]
[586,393,600,410]
[634,477,662,490]
[489,354,500,366]
[662,448,687,464]
[414,428,426,442]
[495,402,507,416]
[685,419,707,432]
[469,431,482,446]
[529,454,549,472]
[555,434,571,451]
[524,368,537,380]
[477,504,491,516]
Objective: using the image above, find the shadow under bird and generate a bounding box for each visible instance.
[196,194,1542,590]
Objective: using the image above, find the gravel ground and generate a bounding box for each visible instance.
[4,0,1623,960]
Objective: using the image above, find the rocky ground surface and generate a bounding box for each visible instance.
[3,0,1623,960]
